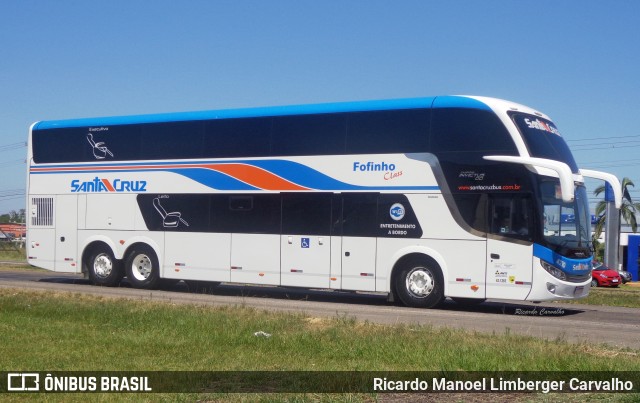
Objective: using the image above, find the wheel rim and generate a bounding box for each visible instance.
[591,279,598,287]
[93,253,113,279]
[130,254,153,281]
[406,267,435,298]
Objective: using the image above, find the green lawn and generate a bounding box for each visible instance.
[0,288,638,402]
[558,283,640,308]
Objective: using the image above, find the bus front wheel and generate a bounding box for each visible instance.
[125,245,161,290]
[394,258,444,308]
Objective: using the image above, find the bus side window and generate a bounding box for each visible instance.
[341,193,378,237]
[282,193,333,236]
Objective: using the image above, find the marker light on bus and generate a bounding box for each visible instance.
[540,261,567,281]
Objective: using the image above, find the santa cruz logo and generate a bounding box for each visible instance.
[71,177,147,192]
[524,118,561,136]
[389,203,405,221]
[573,262,591,271]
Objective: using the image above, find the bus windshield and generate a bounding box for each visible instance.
[510,112,579,173]
[540,179,591,256]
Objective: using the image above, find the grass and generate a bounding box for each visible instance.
[558,283,640,308]
[0,288,639,402]
[6,288,636,372]
[1,249,639,401]
[0,248,26,262]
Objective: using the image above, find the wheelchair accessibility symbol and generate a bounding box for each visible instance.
[301,238,310,248]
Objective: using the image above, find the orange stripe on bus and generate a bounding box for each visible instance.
[206,164,308,191]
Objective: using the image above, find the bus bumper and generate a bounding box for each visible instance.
[527,265,591,301]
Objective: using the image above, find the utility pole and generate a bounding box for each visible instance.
[604,182,620,269]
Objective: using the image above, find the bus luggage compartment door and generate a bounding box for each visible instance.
[28,195,56,270]
[54,194,78,272]
[281,235,331,288]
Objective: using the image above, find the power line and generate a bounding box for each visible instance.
[576,160,640,166]
[0,194,25,201]
[566,134,640,143]
[572,143,640,152]
[0,189,25,199]
[571,139,640,148]
[580,164,640,170]
[0,159,25,168]
[0,195,25,202]
[0,142,26,153]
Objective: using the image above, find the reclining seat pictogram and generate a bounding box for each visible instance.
[86,133,114,159]
[153,198,189,228]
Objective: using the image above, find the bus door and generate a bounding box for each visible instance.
[226,195,281,286]
[55,194,78,272]
[485,194,534,299]
[280,193,332,288]
[340,193,378,291]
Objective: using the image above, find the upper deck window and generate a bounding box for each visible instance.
[32,108,431,163]
[431,108,517,154]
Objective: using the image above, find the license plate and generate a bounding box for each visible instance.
[612,279,619,283]
[574,286,584,296]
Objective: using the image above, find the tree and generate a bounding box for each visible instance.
[592,177,640,243]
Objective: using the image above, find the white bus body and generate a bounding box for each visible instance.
[26,96,620,308]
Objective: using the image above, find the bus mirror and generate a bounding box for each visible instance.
[579,169,622,209]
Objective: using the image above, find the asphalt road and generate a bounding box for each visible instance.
[1,268,639,350]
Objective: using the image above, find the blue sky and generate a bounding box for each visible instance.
[1,0,639,214]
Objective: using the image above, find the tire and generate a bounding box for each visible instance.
[125,245,161,289]
[185,280,221,294]
[591,279,598,288]
[87,245,123,287]
[394,257,444,308]
[451,297,486,306]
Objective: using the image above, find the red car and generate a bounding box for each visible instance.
[591,261,621,288]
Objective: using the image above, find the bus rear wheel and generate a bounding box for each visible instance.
[394,258,444,308]
[87,245,123,287]
[125,245,161,290]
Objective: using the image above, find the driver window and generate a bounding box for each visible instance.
[489,195,533,240]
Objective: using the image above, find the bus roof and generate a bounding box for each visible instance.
[33,95,492,130]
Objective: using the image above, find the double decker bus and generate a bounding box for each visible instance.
[26,96,621,308]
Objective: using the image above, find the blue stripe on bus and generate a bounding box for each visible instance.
[533,243,592,275]
[33,97,438,130]
[432,96,491,110]
[29,96,496,130]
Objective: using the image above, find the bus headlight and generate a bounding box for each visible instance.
[541,261,567,281]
